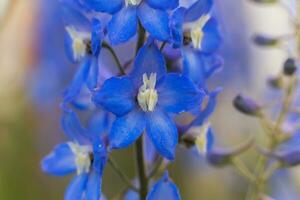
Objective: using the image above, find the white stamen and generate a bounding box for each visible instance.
[191,122,211,155]
[66,26,90,61]
[68,142,91,175]
[137,73,158,112]
[184,15,211,50]
[125,0,142,6]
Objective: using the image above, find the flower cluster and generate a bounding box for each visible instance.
[40,0,222,199]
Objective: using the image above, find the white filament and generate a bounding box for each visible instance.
[68,142,91,175]
[137,73,158,112]
[125,0,142,6]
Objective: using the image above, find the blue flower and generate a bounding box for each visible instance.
[86,0,178,44]
[41,108,108,200]
[146,171,181,200]
[92,40,204,160]
[62,5,103,103]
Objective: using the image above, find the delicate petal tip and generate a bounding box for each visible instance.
[201,17,222,53]
[170,7,186,48]
[184,0,213,22]
[65,173,89,200]
[92,76,136,116]
[107,7,138,45]
[41,143,76,176]
[146,171,181,200]
[91,18,102,56]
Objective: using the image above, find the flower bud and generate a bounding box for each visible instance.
[233,94,261,116]
[283,58,297,76]
[267,77,283,89]
[253,35,279,47]
[249,0,278,3]
[275,150,300,167]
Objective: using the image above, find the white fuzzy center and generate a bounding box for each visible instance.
[125,0,142,6]
[137,73,158,112]
[68,142,91,175]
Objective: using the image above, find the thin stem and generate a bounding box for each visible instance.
[108,157,139,192]
[160,41,167,52]
[135,136,148,200]
[148,156,164,179]
[231,158,255,183]
[102,42,126,75]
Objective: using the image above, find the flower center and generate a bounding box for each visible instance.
[125,0,142,6]
[137,73,158,112]
[66,26,90,61]
[185,15,211,50]
[68,142,92,175]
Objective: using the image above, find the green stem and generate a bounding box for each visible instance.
[135,136,148,200]
[102,42,125,75]
[231,158,255,183]
[108,157,139,192]
[148,156,164,179]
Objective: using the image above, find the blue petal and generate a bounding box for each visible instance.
[157,73,204,114]
[91,18,102,56]
[146,109,178,160]
[63,57,92,103]
[124,190,140,200]
[84,0,124,14]
[144,134,158,164]
[86,57,99,91]
[206,127,214,153]
[86,168,102,200]
[201,17,221,53]
[88,111,111,139]
[170,7,186,48]
[109,108,146,149]
[65,173,89,200]
[92,76,136,116]
[41,143,76,176]
[184,0,213,22]
[146,171,181,200]
[61,107,88,142]
[146,0,178,10]
[107,7,138,45]
[60,4,91,30]
[188,88,221,129]
[138,3,170,41]
[130,40,166,85]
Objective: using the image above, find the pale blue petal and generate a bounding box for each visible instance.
[146,109,178,160]
[107,7,138,45]
[157,73,204,114]
[109,108,146,149]
[138,3,170,41]
[146,0,178,10]
[146,171,181,200]
[144,134,158,164]
[41,143,76,176]
[92,76,136,116]
[65,173,88,200]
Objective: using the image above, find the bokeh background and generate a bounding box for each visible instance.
[0,0,299,199]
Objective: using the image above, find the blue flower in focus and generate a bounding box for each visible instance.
[146,171,181,200]
[92,40,204,160]
[86,0,179,44]
[41,108,108,200]
[61,4,103,103]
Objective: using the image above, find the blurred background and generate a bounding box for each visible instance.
[0,0,299,199]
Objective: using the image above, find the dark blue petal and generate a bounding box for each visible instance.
[107,7,138,45]
[65,173,88,200]
[63,57,92,103]
[170,7,186,48]
[61,107,88,142]
[201,17,221,53]
[146,171,181,200]
[92,76,136,116]
[157,73,204,114]
[41,143,76,176]
[84,0,124,14]
[146,109,178,160]
[184,0,213,22]
[91,18,102,56]
[86,57,99,91]
[146,0,178,10]
[138,3,170,41]
[130,40,166,85]
[109,108,146,149]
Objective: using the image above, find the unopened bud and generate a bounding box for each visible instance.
[253,35,279,46]
[250,0,278,3]
[233,95,262,116]
[283,58,297,76]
